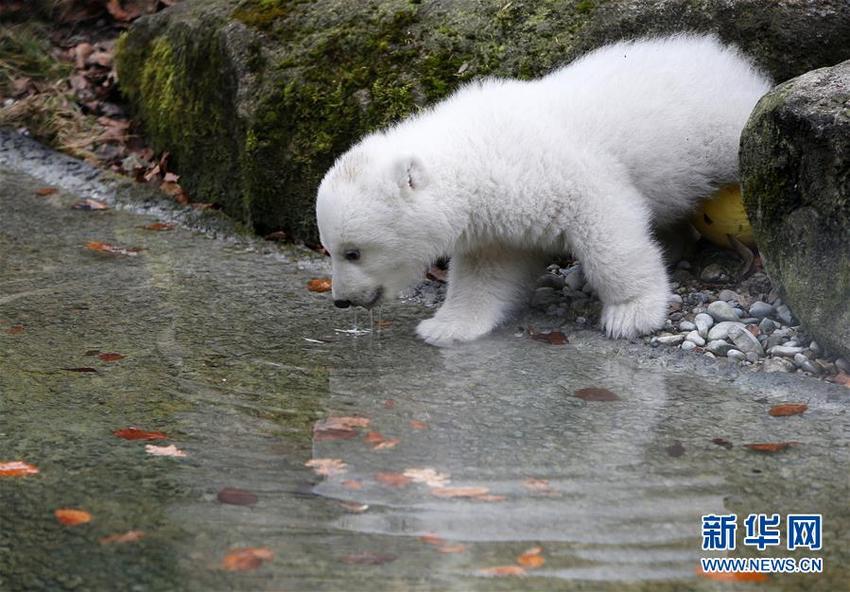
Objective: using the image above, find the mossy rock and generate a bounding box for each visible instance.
[116,0,850,242]
[740,59,850,359]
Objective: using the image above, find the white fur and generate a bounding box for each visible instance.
[315,34,772,346]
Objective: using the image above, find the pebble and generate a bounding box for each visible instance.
[727,349,746,362]
[718,289,739,302]
[836,358,850,373]
[685,330,706,347]
[679,320,696,332]
[776,304,795,326]
[728,325,765,356]
[681,340,697,352]
[531,287,559,308]
[745,351,760,363]
[748,301,775,319]
[801,360,821,375]
[700,263,727,283]
[538,273,565,290]
[656,334,685,346]
[562,266,585,291]
[758,318,777,335]
[707,300,739,323]
[707,321,746,342]
[669,293,683,304]
[793,353,809,368]
[810,340,822,356]
[694,313,714,338]
[706,340,733,356]
[763,357,797,373]
[768,345,805,358]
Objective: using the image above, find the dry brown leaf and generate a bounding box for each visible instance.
[479,565,526,577]
[86,241,142,256]
[71,198,109,210]
[314,416,369,441]
[142,222,175,231]
[523,478,553,494]
[409,420,428,430]
[307,278,332,293]
[145,444,187,457]
[430,486,490,499]
[113,427,168,441]
[374,472,411,488]
[403,468,450,488]
[35,187,58,196]
[99,530,145,544]
[711,437,734,449]
[437,544,466,553]
[7,324,24,335]
[575,387,620,401]
[222,547,274,571]
[745,442,797,453]
[364,431,399,450]
[769,403,808,417]
[306,458,347,476]
[98,352,125,362]
[517,546,545,568]
[55,508,92,526]
[532,330,568,345]
[0,461,39,477]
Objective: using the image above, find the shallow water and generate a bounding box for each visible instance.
[1,162,849,592]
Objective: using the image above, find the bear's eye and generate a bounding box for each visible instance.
[344,249,361,262]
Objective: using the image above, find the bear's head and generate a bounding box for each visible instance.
[316,148,445,310]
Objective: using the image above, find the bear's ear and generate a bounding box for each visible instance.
[392,156,429,194]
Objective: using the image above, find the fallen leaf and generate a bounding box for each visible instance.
[55,509,92,526]
[338,501,369,513]
[517,546,545,568]
[419,533,445,546]
[475,494,507,502]
[306,458,347,476]
[35,187,58,196]
[313,416,369,441]
[0,461,39,477]
[317,416,370,429]
[769,403,808,417]
[99,530,145,544]
[61,367,98,373]
[711,437,734,449]
[314,427,359,441]
[479,565,526,577]
[307,278,332,293]
[409,420,428,430]
[375,472,411,488]
[575,387,620,401]
[86,241,142,256]
[142,222,175,231]
[383,399,396,409]
[832,372,850,387]
[98,352,125,362]
[71,198,109,210]
[523,478,552,494]
[430,486,491,499]
[341,552,397,565]
[6,324,24,335]
[264,230,287,242]
[113,427,168,441]
[217,487,258,506]
[163,172,180,183]
[696,567,768,582]
[438,544,466,553]
[342,480,363,490]
[666,441,686,457]
[364,431,399,450]
[222,547,274,571]
[745,442,797,453]
[532,330,568,345]
[145,444,187,457]
[403,468,450,488]
[375,319,393,329]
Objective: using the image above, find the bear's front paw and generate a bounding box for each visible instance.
[601,293,667,339]
[416,315,494,347]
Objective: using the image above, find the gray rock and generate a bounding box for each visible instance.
[706,340,733,356]
[749,301,775,319]
[765,334,787,350]
[800,360,821,374]
[669,293,683,304]
[741,59,850,359]
[694,313,714,338]
[728,325,765,356]
[656,334,685,346]
[718,289,740,302]
[836,358,850,374]
[531,287,559,308]
[685,331,706,347]
[681,340,697,352]
[763,357,797,373]
[562,266,585,291]
[793,352,809,368]
[768,345,805,358]
[746,351,760,363]
[707,301,740,323]
[708,321,746,341]
[700,263,728,284]
[679,320,696,332]
[809,340,822,356]
[758,317,777,335]
[538,273,565,290]
[727,349,747,362]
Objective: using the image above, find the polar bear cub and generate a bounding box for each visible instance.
[315,34,772,346]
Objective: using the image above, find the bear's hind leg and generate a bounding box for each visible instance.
[416,246,546,346]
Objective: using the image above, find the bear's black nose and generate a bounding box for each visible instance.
[334,299,351,309]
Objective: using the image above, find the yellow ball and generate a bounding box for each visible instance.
[692,184,755,248]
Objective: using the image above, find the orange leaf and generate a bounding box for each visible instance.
[55,508,92,526]
[0,461,39,477]
[71,198,109,210]
[113,427,168,441]
[306,458,346,476]
[769,403,808,417]
[430,486,490,498]
[437,544,466,554]
[6,324,24,335]
[745,442,797,453]
[364,431,399,449]
[419,533,445,546]
[145,444,187,457]
[575,387,620,401]
[313,416,369,441]
[403,468,450,487]
[222,547,274,571]
[35,187,58,196]
[307,278,332,293]
[697,567,768,582]
[523,478,552,494]
[86,241,142,256]
[517,546,545,568]
[375,472,411,488]
[142,222,175,231]
[99,530,145,544]
[479,565,526,576]
[409,420,428,430]
[98,352,125,362]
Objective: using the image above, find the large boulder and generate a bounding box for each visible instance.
[740,59,850,358]
[116,0,850,242]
